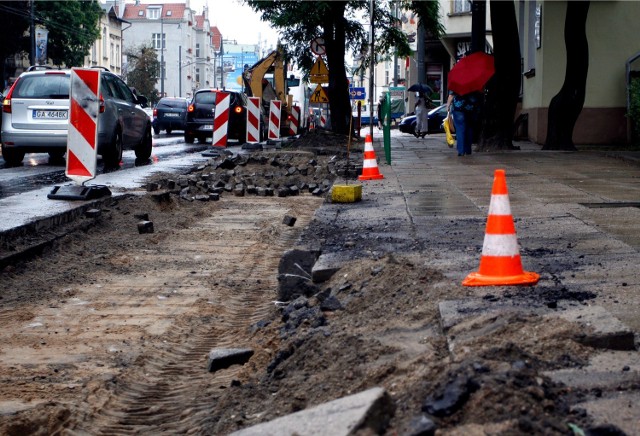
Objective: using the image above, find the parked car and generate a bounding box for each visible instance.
[184,89,247,144]
[398,104,449,136]
[352,103,378,127]
[1,66,152,167]
[153,97,188,134]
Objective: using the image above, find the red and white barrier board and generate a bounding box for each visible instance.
[213,91,230,147]
[268,100,281,140]
[66,68,100,184]
[288,105,300,136]
[320,112,327,128]
[246,96,261,143]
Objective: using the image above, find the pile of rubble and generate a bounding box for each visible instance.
[146,148,361,202]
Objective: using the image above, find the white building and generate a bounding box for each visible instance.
[121,1,218,99]
[84,2,128,75]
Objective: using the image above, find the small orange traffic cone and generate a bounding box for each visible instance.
[463,169,539,287]
[358,134,384,180]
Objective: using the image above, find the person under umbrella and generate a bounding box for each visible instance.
[447,51,493,155]
[414,92,429,138]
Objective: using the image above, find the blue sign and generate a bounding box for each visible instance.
[349,87,366,100]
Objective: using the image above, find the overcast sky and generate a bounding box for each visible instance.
[190,0,280,50]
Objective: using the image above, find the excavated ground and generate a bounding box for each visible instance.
[0,131,623,435]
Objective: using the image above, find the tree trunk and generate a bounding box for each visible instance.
[543,1,590,150]
[323,1,351,135]
[477,0,521,151]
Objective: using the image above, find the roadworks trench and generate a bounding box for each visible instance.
[0,192,323,434]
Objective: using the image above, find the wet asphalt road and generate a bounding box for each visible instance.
[0,133,208,200]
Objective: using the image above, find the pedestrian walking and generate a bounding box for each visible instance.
[447,90,481,156]
[414,92,429,138]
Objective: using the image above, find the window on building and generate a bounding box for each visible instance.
[152,33,165,50]
[148,7,161,20]
[91,43,97,63]
[196,68,200,83]
[453,0,471,14]
[196,43,200,58]
[110,43,114,66]
[116,45,120,68]
[102,27,107,55]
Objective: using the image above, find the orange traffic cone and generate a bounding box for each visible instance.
[462,169,540,287]
[358,134,384,180]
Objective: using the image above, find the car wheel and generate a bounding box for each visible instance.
[153,125,160,135]
[198,136,207,143]
[1,146,25,166]
[166,128,172,135]
[185,133,195,143]
[135,125,153,161]
[103,127,123,169]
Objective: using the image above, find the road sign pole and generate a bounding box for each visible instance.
[383,92,391,164]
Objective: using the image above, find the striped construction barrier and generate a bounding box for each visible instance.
[320,112,327,128]
[213,91,230,147]
[66,68,100,183]
[246,96,261,143]
[462,169,540,287]
[358,134,384,180]
[268,100,281,140]
[288,105,300,136]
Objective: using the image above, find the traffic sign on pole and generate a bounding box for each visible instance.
[349,87,366,100]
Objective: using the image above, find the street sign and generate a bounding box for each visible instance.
[310,37,326,56]
[310,84,329,103]
[349,87,366,100]
[309,57,329,84]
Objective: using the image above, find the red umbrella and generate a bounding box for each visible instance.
[448,52,495,96]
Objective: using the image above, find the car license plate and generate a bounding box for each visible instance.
[164,113,179,117]
[202,125,213,130]
[33,110,68,119]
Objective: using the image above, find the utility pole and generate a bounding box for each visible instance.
[160,16,165,97]
[369,0,375,139]
[30,0,35,66]
[178,45,182,97]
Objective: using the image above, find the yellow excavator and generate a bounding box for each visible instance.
[242,49,294,136]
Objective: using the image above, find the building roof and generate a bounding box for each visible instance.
[211,26,222,51]
[195,14,205,30]
[123,3,187,22]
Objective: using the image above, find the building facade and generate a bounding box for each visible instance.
[84,2,128,76]
[121,1,222,99]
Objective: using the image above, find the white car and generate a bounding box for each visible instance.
[1,66,153,167]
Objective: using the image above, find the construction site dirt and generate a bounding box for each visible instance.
[0,132,637,435]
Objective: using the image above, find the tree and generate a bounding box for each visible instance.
[246,0,441,135]
[125,44,160,107]
[33,0,102,67]
[477,0,522,151]
[0,1,31,85]
[543,1,590,150]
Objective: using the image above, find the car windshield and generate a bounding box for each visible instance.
[12,74,70,99]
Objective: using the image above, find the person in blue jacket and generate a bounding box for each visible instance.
[447,90,481,156]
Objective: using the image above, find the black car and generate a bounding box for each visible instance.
[398,104,449,136]
[184,89,247,144]
[153,97,188,134]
